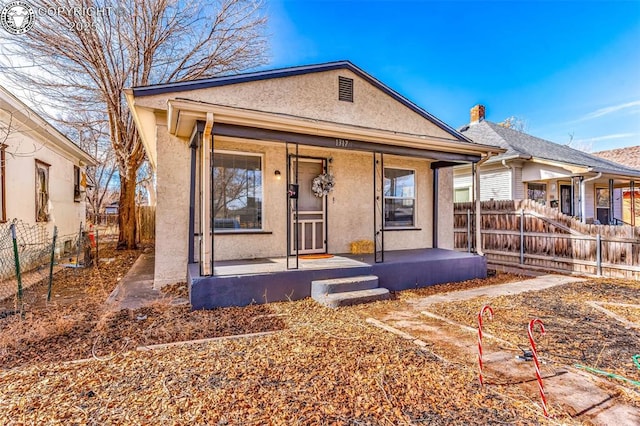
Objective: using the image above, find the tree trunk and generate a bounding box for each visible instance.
[117,168,138,250]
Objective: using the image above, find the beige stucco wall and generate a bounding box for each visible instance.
[154,124,192,288]
[437,167,454,249]
[209,141,434,262]
[135,69,455,141]
[4,128,87,245]
[152,127,439,286]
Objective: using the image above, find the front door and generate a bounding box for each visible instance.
[560,185,573,216]
[291,159,326,254]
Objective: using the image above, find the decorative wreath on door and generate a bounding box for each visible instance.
[312,172,335,197]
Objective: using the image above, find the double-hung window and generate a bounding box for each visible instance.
[213,152,262,231]
[35,160,50,222]
[384,168,415,228]
[527,183,547,205]
[73,165,82,202]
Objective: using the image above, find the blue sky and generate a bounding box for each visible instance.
[264,0,640,152]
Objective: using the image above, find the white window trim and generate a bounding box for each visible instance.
[213,150,265,232]
[384,166,417,229]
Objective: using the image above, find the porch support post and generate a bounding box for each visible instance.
[579,176,584,223]
[632,181,636,227]
[474,162,483,255]
[570,177,575,216]
[200,112,214,276]
[609,178,614,224]
[188,121,204,264]
[432,167,439,248]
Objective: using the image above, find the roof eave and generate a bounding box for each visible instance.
[167,98,504,157]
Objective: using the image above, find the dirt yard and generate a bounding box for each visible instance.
[0,244,638,424]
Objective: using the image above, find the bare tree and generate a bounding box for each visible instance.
[67,113,118,222]
[498,116,528,132]
[0,0,268,249]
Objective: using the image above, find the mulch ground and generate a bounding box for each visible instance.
[0,244,638,424]
[427,278,640,382]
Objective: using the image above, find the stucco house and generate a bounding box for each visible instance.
[454,105,640,225]
[126,61,501,308]
[593,145,640,225]
[1,84,95,244]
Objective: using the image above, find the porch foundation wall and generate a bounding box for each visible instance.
[189,249,486,309]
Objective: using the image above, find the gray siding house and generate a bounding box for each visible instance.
[454,105,640,225]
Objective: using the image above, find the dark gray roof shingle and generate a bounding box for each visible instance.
[461,121,640,177]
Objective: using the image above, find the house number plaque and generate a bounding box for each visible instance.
[335,138,351,148]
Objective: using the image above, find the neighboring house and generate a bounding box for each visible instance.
[0,85,95,244]
[104,201,119,215]
[454,105,640,225]
[593,146,640,226]
[126,61,500,307]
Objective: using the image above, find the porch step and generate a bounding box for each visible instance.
[311,275,389,308]
[311,275,379,297]
[314,288,390,308]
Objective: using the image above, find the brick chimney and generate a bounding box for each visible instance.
[470,104,485,124]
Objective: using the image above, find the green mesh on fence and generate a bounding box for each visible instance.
[0,220,90,304]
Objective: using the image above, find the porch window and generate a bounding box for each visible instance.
[35,160,50,222]
[384,168,415,227]
[213,152,262,231]
[527,183,547,205]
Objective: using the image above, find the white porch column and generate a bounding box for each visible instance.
[200,113,214,275]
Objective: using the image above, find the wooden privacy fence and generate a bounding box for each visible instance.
[136,206,156,242]
[454,200,640,279]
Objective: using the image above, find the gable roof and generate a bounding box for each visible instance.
[460,120,640,177]
[130,60,471,143]
[0,85,95,165]
[592,146,640,170]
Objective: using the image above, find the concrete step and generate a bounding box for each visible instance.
[315,288,390,308]
[311,275,379,298]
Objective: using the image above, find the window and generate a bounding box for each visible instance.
[454,187,471,203]
[527,183,547,205]
[213,152,262,231]
[0,144,5,222]
[35,160,50,222]
[384,168,415,228]
[73,165,81,202]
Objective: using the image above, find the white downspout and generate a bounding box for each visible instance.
[475,153,495,255]
[580,172,602,224]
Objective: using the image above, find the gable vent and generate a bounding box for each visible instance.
[338,76,353,102]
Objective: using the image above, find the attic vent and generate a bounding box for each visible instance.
[338,76,353,102]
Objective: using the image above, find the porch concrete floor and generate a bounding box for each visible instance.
[213,255,370,276]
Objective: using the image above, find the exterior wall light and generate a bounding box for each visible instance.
[274,170,281,180]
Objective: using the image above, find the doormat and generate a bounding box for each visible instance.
[299,254,334,260]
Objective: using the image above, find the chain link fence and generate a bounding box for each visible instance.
[0,219,96,311]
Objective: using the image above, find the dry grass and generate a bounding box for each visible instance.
[0,243,285,370]
[0,297,573,425]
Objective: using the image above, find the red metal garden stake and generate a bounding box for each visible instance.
[477,305,494,387]
[528,318,549,417]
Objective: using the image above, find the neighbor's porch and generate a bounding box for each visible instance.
[188,248,486,309]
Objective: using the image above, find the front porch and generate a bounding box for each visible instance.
[188,248,486,309]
